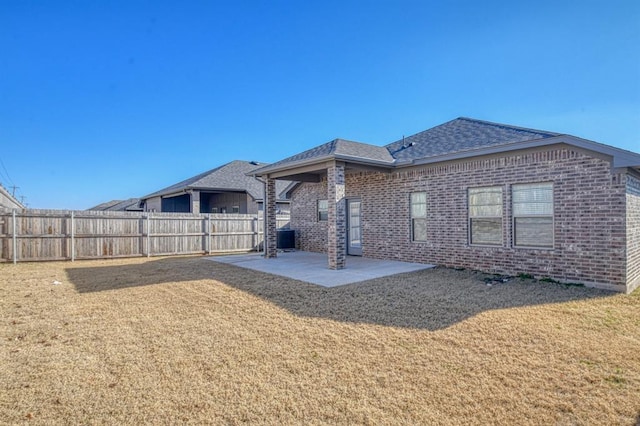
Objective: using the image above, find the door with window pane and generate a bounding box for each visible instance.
[347,199,362,256]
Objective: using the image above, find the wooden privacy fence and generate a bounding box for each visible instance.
[0,209,290,263]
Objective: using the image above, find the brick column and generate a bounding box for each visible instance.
[190,191,200,213]
[264,177,278,258]
[327,163,346,269]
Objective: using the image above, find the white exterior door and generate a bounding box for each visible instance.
[347,199,362,256]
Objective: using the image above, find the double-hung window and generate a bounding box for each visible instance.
[468,186,503,245]
[410,192,427,242]
[512,182,554,248]
[317,200,328,221]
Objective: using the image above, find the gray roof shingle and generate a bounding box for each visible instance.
[256,138,395,172]
[87,198,142,211]
[249,117,640,177]
[142,160,292,201]
[386,117,560,161]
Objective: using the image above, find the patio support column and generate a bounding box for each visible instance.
[327,162,346,269]
[264,176,278,258]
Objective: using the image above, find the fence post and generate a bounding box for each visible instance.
[208,214,212,255]
[139,215,144,257]
[70,211,75,261]
[12,209,17,264]
[146,214,151,258]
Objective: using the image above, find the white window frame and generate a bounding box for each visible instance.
[468,186,503,246]
[512,182,554,249]
[317,199,328,222]
[410,192,428,242]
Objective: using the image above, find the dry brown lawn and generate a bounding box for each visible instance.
[1,256,639,425]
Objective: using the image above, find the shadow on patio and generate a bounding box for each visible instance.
[66,256,613,330]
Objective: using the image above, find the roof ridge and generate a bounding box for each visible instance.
[457,117,560,136]
[334,138,378,146]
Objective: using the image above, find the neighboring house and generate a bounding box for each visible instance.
[252,117,640,293]
[86,198,143,212]
[0,184,24,210]
[141,160,293,214]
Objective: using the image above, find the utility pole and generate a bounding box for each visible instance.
[10,185,19,197]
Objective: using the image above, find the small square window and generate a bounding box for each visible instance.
[231,206,240,213]
[318,200,328,221]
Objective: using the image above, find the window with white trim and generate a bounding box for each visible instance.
[318,199,328,221]
[468,186,503,245]
[512,182,554,248]
[410,192,427,242]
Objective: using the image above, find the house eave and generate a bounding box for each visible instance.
[250,154,395,179]
[250,134,640,178]
[142,186,252,200]
[396,135,640,169]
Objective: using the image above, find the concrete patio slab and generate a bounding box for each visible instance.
[208,251,435,287]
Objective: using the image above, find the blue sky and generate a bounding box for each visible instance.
[1,0,639,210]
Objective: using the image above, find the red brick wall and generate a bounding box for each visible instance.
[291,147,631,291]
[627,173,640,293]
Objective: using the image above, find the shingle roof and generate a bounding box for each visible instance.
[142,160,292,201]
[386,117,561,161]
[254,138,395,174]
[87,198,142,211]
[252,117,640,177]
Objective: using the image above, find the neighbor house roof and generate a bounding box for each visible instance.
[87,198,142,212]
[252,117,640,176]
[141,160,293,201]
[0,183,24,210]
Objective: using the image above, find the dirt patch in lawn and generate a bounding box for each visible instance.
[2,256,639,424]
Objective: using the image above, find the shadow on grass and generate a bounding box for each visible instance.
[66,256,614,330]
[65,256,211,293]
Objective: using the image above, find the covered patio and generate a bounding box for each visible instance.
[209,251,434,287]
[251,138,396,270]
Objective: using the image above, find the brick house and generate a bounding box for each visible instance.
[140,160,293,214]
[252,117,640,293]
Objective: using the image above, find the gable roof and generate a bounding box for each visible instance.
[251,138,395,177]
[141,160,292,201]
[252,117,640,176]
[386,117,560,161]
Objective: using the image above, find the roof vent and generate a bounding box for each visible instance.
[249,161,259,165]
[390,137,415,155]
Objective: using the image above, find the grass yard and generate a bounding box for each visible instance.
[1,256,639,425]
